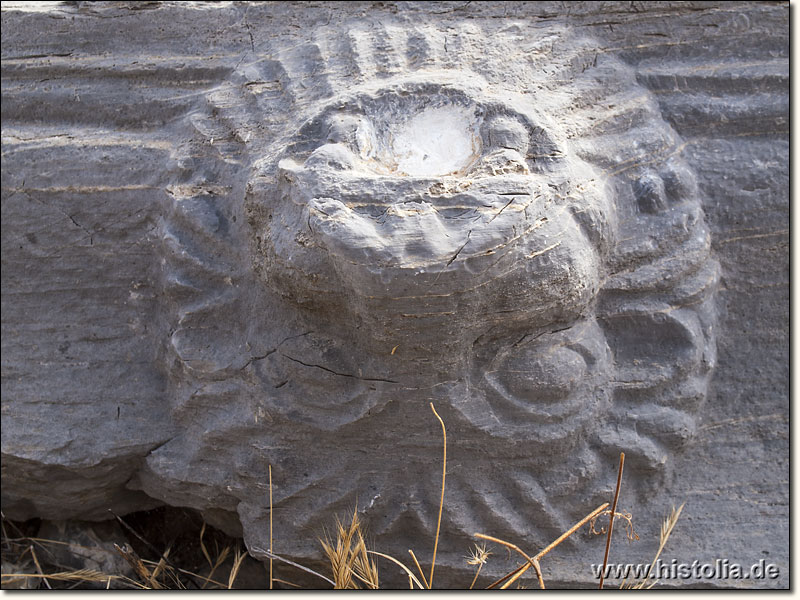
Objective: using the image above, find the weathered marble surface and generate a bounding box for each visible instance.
[1,1,788,588]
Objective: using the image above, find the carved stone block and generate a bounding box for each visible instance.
[1,1,788,588]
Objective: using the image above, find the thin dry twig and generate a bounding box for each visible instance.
[206,545,230,588]
[623,503,685,589]
[269,463,274,590]
[172,566,227,588]
[473,533,543,589]
[0,569,146,589]
[114,543,162,589]
[590,509,638,543]
[29,544,51,589]
[250,547,335,587]
[109,511,160,559]
[486,562,528,590]
[148,544,176,589]
[367,551,425,589]
[408,549,429,589]
[378,403,448,590]
[227,544,246,589]
[272,577,301,588]
[510,558,544,590]
[199,522,226,588]
[478,502,610,590]
[199,522,212,571]
[429,402,447,589]
[599,452,625,589]
[142,559,184,590]
[469,564,482,589]
[536,502,610,562]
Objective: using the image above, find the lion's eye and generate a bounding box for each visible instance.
[326,114,376,160]
[483,117,529,154]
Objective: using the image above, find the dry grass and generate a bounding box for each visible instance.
[621,503,685,589]
[199,523,229,588]
[369,402,448,589]
[476,502,610,589]
[428,402,447,587]
[1,405,685,590]
[0,568,143,588]
[466,543,491,589]
[1,507,256,590]
[320,507,379,589]
[268,463,273,590]
[599,451,625,589]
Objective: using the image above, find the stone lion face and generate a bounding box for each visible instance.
[157,27,719,560]
[264,83,614,358]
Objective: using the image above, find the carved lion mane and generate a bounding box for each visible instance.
[147,23,718,558]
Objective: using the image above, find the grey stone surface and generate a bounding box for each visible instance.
[1,1,788,588]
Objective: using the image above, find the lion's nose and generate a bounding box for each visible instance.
[389,105,481,177]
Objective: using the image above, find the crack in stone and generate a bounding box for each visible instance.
[239,348,276,371]
[281,353,398,384]
[513,324,575,347]
[144,435,178,458]
[239,331,313,371]
[487,196,517,224]
[446,229,472,266]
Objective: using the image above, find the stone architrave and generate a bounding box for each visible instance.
[1,1,788,588]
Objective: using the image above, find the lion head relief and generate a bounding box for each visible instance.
[144,22,719,560]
